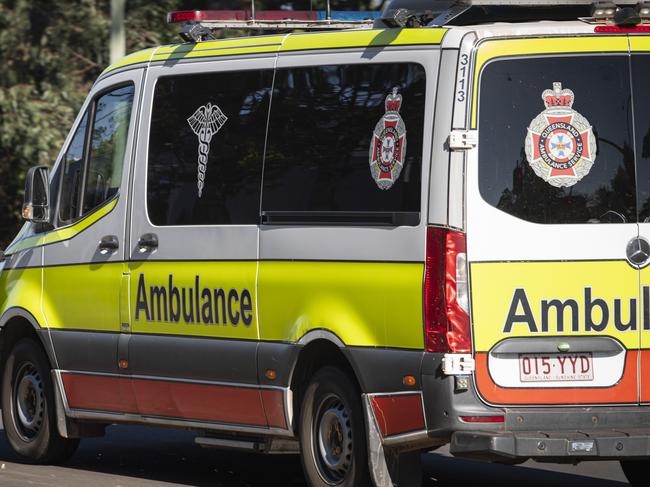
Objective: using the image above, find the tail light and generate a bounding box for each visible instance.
[424,227,471,353]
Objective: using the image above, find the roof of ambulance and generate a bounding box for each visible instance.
[99,20,629,77]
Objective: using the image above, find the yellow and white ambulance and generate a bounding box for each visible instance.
[2,0,650,486]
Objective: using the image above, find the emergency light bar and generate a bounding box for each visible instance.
[167,0,380,42]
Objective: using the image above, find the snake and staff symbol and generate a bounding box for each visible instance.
[187,103,228,197]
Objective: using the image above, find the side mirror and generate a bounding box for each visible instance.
[23,166,50,223]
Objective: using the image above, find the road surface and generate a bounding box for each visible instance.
[0,423,632,487]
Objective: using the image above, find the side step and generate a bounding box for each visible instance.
[195,435,299,454]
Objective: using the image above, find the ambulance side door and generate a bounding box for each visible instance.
[127,57,273,426]
[43,69,142,412]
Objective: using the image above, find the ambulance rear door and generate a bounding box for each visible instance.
[466,37,641,406]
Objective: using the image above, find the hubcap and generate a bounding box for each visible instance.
[13,363,45,441]
[314,394,353,485]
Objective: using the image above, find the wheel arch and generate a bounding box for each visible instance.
[288,330,367,433]
[0,307,56,378]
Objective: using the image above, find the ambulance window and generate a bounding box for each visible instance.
[632,55,650,223]
[58,112,89,225]
[82,84,134,214]
[261,63,425,223]
[478,56,636,224]
[147,70,272,226]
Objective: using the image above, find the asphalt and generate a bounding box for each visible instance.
[0,422,633,487]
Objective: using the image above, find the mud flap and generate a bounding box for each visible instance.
[364,395,423,487]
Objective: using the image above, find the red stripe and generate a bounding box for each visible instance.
[260,389,287,429]
[62,373,138,414]
[62,373,281,427]
[370,393,425,437]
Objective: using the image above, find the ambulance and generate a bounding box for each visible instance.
[1,0,650,485]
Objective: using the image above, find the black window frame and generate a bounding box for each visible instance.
[144,69,273,228]
[260,61,427,227]
[53,81,135,228]
[476,53,637,225]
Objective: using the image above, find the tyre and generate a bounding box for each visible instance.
[621,460,649,487]
[1,338,79,464]
[299,366,370,487]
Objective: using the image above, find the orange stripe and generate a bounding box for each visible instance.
[474,351,638,405]
[62,373,281,427]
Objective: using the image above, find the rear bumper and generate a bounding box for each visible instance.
[451,428,650,461]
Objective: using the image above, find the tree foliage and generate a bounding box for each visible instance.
[0,0,383,247]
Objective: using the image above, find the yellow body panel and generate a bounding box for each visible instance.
[280,28,445,52]
[258,261,424,348]
[0,257,45,326]
[101,47,158,75]
[470,261,639,352]
[128,261,259,340]
[471,36,629,128]
[102,28,445,75]
[42,262,124,332]
[630,36,650,52]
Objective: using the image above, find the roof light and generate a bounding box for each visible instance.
[637,1,650,19]
[591,1,618,22]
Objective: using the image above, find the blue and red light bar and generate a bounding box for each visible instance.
[167,10,381,24]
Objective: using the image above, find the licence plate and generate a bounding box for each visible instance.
[519,353,594,382]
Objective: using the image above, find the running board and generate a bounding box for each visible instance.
[195,436,299,454]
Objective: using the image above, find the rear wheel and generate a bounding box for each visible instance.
[299,366,370,487]
[1,338,79,463]
[620,460,650,486]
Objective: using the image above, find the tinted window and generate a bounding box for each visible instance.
[59,112,88,224]
[633,55,650,222]
[83,85,134,213]
[147,70,272,226]
[479,56,635,224]
[261,63,425,221]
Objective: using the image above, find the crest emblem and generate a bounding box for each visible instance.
[187,103,228,197]
[525,82,597,188]
[369,87,407,190]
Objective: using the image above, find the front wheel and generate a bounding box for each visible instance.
[299,366,370,487]
[1,338,79,463]
[621,460,650,487]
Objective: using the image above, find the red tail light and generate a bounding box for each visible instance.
[424,227,471,353]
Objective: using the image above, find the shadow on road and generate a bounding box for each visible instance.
[0,425,630,487]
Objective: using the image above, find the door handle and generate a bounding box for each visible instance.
[98,235,119,252]
[137,233,159,252]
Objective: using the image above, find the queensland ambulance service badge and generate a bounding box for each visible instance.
[524,82,597,188]
[369,87,407,190]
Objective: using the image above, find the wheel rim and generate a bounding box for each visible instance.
[13,362,45,441]
[313,393,353,485]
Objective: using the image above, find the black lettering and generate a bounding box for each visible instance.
[169,274,181,322]
[541,299,579,332]
[201,288,214,324]
[504,288,537,333]
[150,285,168,322]
[241,289,253,326]
[614,298,637,331]
[182,288,195,323]
[135,273,150,321]
[214,289,226,324]
[228,289,240,325]
[195,275,200,322]
[585,287,609,332]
